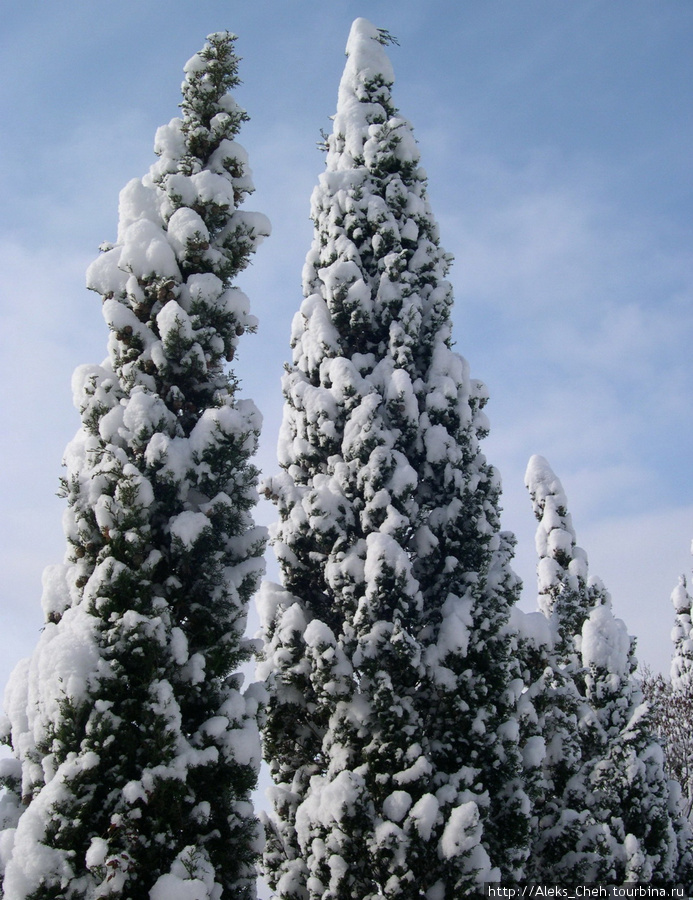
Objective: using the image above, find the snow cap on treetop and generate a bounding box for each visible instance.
[333,19,412,170]
[524,454,579,561]
[525,455,569,519]
[344,18,395,86]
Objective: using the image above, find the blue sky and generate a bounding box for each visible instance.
[1,0,691,708]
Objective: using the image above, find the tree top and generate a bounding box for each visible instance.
[344,18,396,87]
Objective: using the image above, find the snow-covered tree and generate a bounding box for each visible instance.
[671,563,693,693]
[641,670,693,822]
[582,596,681,883]
[259,19,529,899]
[524,456,593,674]
[641,553,693,820]
[522,455,611,882]
[524,455,684,884]
[0,32,269,900]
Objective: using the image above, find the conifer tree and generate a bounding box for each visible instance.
[524,456,594,672]
[582,598,680,883]
[641,668,693,822]
[668,562,693,823]
[642,556,693,826]
[0,33,269,900]
[524,456,683,884]
[259,19,529,899]
[520,456,602,882]
[671,565,693,693]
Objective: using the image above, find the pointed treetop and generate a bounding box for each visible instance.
[525,454,571,523]
[174,32,251,171]
[332,18,404,166]
[524,455,587,619]
[344,18,396,84]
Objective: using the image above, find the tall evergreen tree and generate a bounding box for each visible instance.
[641,667,693,822]
[524,456,594,672]
[582,598,680,883]
[641,557,693,831]
[259,19,529,899]
[671,562,693,693]
[520,456,603,882]
[524,456,684,884]
[0,33,269,900]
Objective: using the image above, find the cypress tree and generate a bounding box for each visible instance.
[524,455,683,884]
[582,597,680,883]
[260,19,529,899]
[671,565,693,693]
[521,455,609,881]
[0,32,269,900]
[668,562,693,826]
